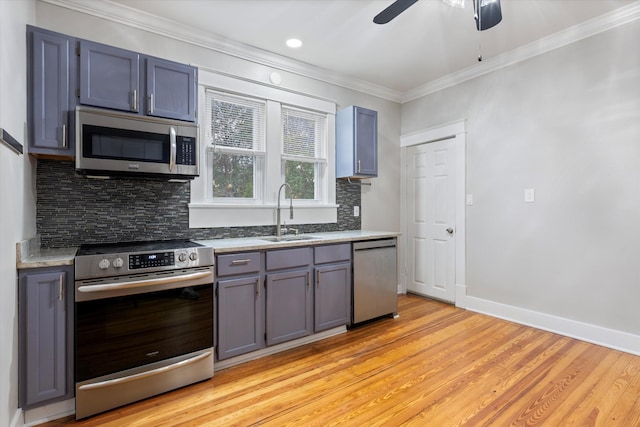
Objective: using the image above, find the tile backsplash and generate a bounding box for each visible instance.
[36,160,361,248]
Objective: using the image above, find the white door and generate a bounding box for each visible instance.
[406,139,456,302]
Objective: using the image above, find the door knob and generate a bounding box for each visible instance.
[446,227,454,235]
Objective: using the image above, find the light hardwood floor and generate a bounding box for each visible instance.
[43,294,640,426]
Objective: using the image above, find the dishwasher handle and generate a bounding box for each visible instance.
[353,239,397,251]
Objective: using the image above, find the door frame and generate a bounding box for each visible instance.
[399,120,467,307]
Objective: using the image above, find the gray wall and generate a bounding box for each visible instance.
[402,21,640,336]
[1,1,35,426]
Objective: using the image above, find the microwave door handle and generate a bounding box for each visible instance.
[169,127,177,171]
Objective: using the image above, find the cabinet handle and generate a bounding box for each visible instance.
[148,94,154,114]
[61,124,67,148]
[307,271,311,288]
[58,274,64,301]
[316,271,321,288]
[132,89,138,112]
[231,259,252,265]
[256,278,260,297]
[357,160,361,173]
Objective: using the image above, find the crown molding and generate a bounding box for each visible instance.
[40,0,639,105]
[401,1,640,103]
[40,0,404,103]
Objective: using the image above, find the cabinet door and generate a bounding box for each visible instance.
[146,58,197,121]
[336,105,378,178]
[28,29,73,156]
[314,262,351,332]
[265,269,313,346]
[18,267,73,409]
[217,276,264,360]
[79,41,140,112]
[354,106,378,176]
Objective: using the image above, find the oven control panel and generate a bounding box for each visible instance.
[129,251,175,270]
[75,245,215,280]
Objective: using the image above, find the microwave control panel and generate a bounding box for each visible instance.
[176,136,197,165]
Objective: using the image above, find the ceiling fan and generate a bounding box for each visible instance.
[373,0,502,31]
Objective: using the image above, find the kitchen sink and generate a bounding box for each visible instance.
[259,235,319,242]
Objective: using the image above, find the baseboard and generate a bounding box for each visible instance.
[23,398,75,426]
[454,283,467,309]
[214,326,347,370]
[10,408,22,427]
[464,294,640,356]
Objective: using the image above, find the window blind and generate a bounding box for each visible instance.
[205,90,266,155]
[281,106,327,162]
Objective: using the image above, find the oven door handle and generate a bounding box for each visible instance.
[77,270,212,294]
[78,350,212,391]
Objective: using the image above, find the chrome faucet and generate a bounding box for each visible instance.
[276,183,293,238]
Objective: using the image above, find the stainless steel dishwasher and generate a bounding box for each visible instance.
[352,238,398,324]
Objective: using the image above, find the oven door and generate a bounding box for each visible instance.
[75,267,214,382]
[75,267,214,418]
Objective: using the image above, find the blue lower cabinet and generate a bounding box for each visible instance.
[216,275,264,360]
[216,244,351,361]
[265,268,313,346]
[18,266,74,409]
[314,262,351,332]
[215,251,264,361]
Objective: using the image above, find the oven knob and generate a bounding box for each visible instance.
[178,253,187,262]
[113,257,124,268]
[189,252,198,261]
[98,258,110,270]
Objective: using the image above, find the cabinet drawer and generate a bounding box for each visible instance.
[217,252,260,277]
[266,247,312,271]
[314,243,351,264]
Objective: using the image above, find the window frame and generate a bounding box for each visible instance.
[280,105,329,204]
[189,70,337,229]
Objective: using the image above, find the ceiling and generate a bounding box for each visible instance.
[101,0,636,99]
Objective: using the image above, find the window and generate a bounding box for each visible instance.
[281,106,327,202]
[204,91,265,202]
[189,70,337,228]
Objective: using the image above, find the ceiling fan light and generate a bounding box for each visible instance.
[442,0,465,8]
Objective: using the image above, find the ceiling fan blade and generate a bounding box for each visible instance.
[474,0,502,31]
[373,0,420,24]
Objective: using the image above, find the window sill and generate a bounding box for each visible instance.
[188,203,338,228]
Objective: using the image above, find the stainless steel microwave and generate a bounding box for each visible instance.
[75,106,199,179]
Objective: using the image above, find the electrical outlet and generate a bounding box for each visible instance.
[466,194,473,205]
[524,188,535,203]
[354,206,360,217]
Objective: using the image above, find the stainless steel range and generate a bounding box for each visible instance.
[74,240,214,419]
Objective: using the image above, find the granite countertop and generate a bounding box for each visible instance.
[16,236,77,269]
[15,230,400,268]
[196,230,400,253]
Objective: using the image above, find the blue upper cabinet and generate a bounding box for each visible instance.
[146,58,197,122]
[28,26,198,159]
[79,41,140,113]
[28,27,75,157]
[79,41,197,121]
[336,105,378,179]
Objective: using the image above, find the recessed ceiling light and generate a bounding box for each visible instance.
[286,38,302,49]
